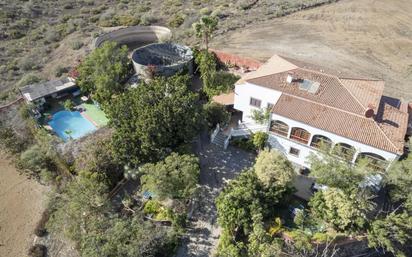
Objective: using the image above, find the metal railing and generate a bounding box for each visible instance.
[224,128,233,149]
[210,123,220,142]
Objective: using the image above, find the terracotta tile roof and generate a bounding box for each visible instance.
[339,78,384,111]
[247,68,366,115]
[241,55,407,154]
[212,92,235,105]
[272,95,406,154]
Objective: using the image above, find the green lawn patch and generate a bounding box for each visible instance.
[82,103,109,127]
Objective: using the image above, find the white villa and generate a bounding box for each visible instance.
[212,55,410,171]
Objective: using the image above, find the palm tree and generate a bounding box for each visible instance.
[64,129,73,140]
[193,15,218,50]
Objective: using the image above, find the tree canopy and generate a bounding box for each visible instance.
[75,138,123,188]
[308,150,373,192]
[216,164,293,256]
[107,74,203,166]
[254,149,295,188]
[309,188,373,232]
[385,153,412,211]
[140,153,200,200]
[76,41,130,108]
[367,211,412,257]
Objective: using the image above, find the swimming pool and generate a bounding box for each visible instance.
[48,110,97,141]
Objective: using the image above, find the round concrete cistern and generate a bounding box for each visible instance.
[131,42,193,77]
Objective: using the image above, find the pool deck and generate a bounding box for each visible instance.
[80,111,99,127]
[39,96,109,141]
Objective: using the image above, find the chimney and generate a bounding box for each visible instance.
[365,104,375,118]
[286,74,293,84]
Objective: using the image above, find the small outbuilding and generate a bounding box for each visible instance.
[19,77,77,106]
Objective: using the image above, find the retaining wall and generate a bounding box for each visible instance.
[210,49,262,70]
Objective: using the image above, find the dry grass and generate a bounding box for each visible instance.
[213,0,412,100]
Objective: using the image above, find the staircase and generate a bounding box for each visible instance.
[211,130,228,148]
[210,124,230,149]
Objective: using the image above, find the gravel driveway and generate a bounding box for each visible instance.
[176,135,256,257]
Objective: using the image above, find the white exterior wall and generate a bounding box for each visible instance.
[267,113,399,168]
[234,82,282,123]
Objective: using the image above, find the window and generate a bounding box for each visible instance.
[267,103,274,110]
[332,143,355,161]
[356,153,388,171]
[270,120,289,137]
[290,127,311,144]
[289,147,300,156]
[250,97,262,108]
[310,135,332,150]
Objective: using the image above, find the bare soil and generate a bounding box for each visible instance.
[214,0,412,101]
[0,154,48,257]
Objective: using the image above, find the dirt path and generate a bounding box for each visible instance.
[176,135,255,257]
[0,153,48,257]
[214,0,412,101]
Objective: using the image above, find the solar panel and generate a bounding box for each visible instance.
[299,80,311,91]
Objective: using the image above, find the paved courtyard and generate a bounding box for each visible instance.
[176,135,256,257]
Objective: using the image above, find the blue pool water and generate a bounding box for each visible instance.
[48,110,96,141]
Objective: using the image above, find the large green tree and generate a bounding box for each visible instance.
[254,149,295,188]
[75,138,123,188]
[309,188,374,232]
[107,75,202,165]
[216,169,291,255]
[385,153,412,211]
[308,150,373,192]
[47,171,110,243]
[367,211,412,257]
[76,41,130,108]
[47,171,178,257]
[203,101,230,129]
[140,153,200,200]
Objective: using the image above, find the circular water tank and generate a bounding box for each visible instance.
[131,43,193,77]
[94,26,172,50]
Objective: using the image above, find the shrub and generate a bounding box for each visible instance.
[203,102,230,129]
[252,132,268,150]
[144,200,162,215]
[117,15,140,26]
[140,13,158,25]
[63,99,74,110]
[199,7,211,15]
[250,108,270,124]
[70,41,83,50]
[230,136,256,152]
[8,29,25,39]
[20,57,36,71]
[15,73,40,88]
[204,71,239,98]
[168,14,185,28]
[34,210,49,237]
[0,125,27,154]
[312,232,330,243]
[17,145,54,177]
[28,244,47,257]
[45,28,62,43]
[54,66,69,77]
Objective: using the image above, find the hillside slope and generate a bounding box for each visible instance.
[214,0,412,100]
